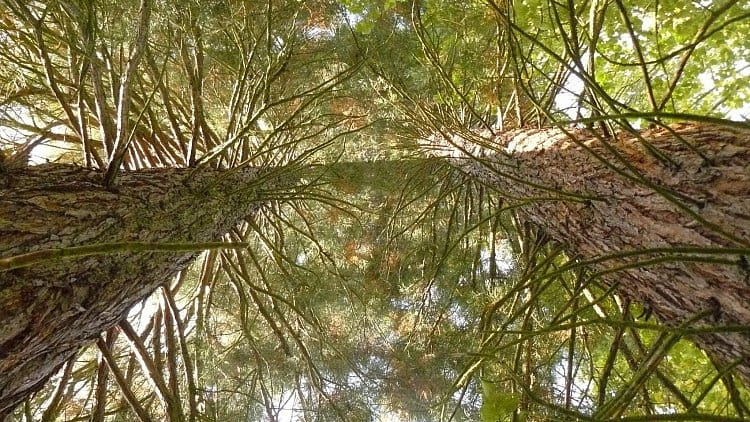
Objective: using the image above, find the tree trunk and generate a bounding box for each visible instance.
[428,122,750,384]
[0,164,266,417]
[1,125,748,414]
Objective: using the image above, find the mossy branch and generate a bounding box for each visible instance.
[0,241,249,272]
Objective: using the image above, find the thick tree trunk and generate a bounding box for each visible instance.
[1,126,748,414]
[0,164,266,416]
[428,123,750,383]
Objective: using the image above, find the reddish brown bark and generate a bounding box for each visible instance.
[0,164,264,417]
[429,122,750,383]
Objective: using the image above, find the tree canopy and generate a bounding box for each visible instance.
[1,0,749,421]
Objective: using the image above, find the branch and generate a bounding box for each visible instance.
[0,241,249,272]
[103,0,152,187]
[96,336,153,422]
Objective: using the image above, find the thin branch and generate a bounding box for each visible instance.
[0,241,249,272]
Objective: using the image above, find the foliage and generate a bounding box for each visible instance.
[1,0,749,421]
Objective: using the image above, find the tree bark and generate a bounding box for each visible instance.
[0,164,265,417]
[1,127,748,415]
[428,122,750,384]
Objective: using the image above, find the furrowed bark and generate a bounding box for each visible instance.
[0,164,266,417]
[428,122,750,384]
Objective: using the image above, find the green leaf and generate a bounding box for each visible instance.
[480,380,520,422]
[355,18,375,35]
